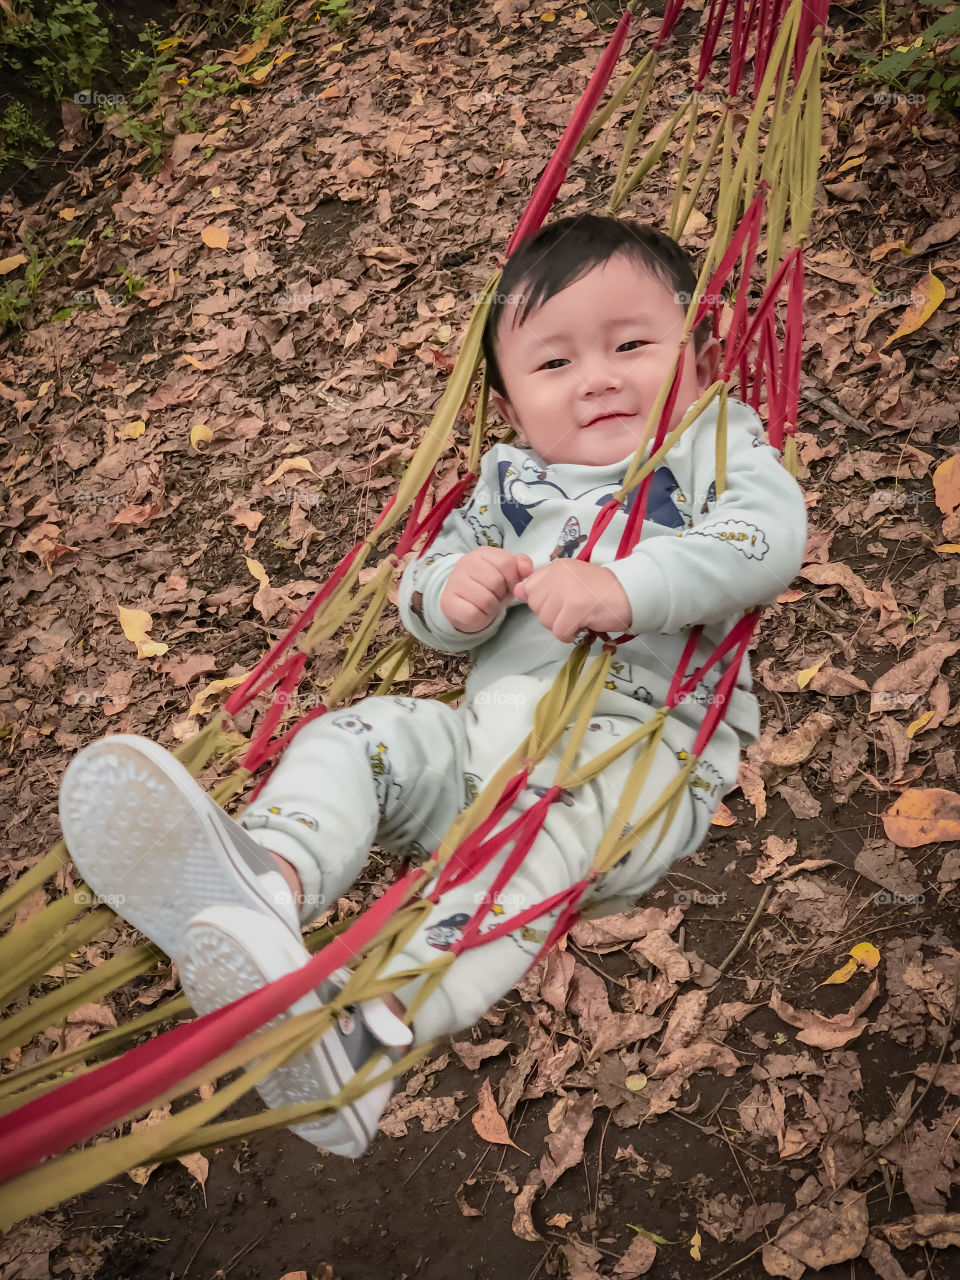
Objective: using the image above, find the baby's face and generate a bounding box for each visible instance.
[490,253,719,467]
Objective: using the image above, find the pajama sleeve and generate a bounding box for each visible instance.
[398,445,511,653]
[603,400,808,634]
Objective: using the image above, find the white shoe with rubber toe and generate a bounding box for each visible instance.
[177,903,414,1158]
[58,734,302,959]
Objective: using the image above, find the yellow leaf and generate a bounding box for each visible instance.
[127,1162,160,1185]
[38,380,53,396]
[187,675,246,719]
[249,61,274,82]
[201,225,230,250]
[690,1229,702,1262]
[190,423,213,451]
[883,269,946,348]
[264,457,316,486]
[907,709,934,738]
[820,941,880,987]
[625,1073,647,1091]
[221,30,271,66]
[245,557,269,588]
[821,957,858,986]
[59,207,78,220]
[0,253,27,275]
[934,544,960,554]
[541,9,556,19]
[576,7,587,16]
[850,942,880,969]
[120,420,146,439]
[797,657,827,689]
[156,36,182,50]
[117,605,168,660]
[212,185,221,197]
[838,155,864,173]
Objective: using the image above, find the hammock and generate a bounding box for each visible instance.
[0,0,827,1228]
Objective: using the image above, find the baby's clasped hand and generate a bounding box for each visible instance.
[439,547,532,635]
[514,558,633,644]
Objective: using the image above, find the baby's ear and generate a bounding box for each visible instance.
[694,335,722,388]
[491,391,526,443]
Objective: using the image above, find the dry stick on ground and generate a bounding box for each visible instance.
[706,971,960,1279]
[400,1100,481,1185]
[717,885,774,975]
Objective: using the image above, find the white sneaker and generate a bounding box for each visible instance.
[177,904,414,1157]
[58,734,302,959]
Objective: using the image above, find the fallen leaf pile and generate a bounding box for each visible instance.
[1,0,959,1276]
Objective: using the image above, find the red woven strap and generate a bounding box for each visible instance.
[0,866,425,1184]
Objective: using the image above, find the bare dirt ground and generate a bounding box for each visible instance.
[2,1,960,1277]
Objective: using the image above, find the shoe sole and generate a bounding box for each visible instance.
[178,906,372,1157]
[58,734,297,960]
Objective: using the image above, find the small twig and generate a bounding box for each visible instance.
[811,595,846,625]
[400,1100,480,1185]
[480,1145,507,1214]
[569,942,630,989]
[717,886,773,974]
[181,1220,216,1277]
[594,1110,612,1219]
[221,1229,268,1276]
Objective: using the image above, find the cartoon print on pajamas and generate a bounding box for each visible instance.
[686,518,770,560]
[591,466,687,530]
[665,477,718,527]
[369,741,404,812]
[685,754,726,812]
[409,589,428,630]
[425,912,470,951]
[329,713,373,735]
[498,457,572,536]
[548,516,587,561]
[604,660,654,705]
[463,771,483,806]
[240,804,320,835]
[465,499,502,548]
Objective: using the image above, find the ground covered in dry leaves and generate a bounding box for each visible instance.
[2,0,960,1277]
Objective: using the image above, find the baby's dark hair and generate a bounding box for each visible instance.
[481,213,711,400]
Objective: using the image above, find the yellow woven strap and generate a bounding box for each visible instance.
[668,94,701,239]
[0,944,166,1062]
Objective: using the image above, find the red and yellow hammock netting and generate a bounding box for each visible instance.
[0,0,827,1227]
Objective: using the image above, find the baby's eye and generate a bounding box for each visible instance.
[618,340,649,351]
[539,358,568,371]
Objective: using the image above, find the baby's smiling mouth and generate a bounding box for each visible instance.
[581,412,636,428]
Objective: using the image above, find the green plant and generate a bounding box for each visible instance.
[0,230,83,333]
[316,0,357,31]
[852,0,960,113]
[0,0,111,102]
[237,0,289,39]
[0,100,53,170]
[117,265,147,298]
[119,23,181,110]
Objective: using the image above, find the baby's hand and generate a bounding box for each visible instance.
[440,548,533,634]
[513,559,633,643]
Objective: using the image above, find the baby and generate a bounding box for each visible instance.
[59,213,808,1160]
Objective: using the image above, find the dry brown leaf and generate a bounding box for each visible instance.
[472,1078,527,1153]
[882,788,960,848]
[200,225,230,250]
[762,1190,868,1277]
